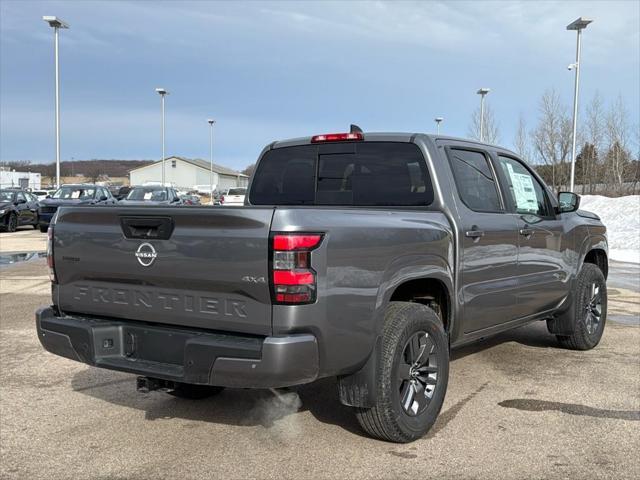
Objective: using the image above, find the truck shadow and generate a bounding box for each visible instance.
[451,320,560,361]
[69,321,558,437]
[70,369,364,436]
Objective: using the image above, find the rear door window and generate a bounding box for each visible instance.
[250,142,433,206]
[447,148,502,212]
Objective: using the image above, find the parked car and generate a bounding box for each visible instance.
[31,190,56,201]
[220,187,246,206]
[108,186,132,201]
[180,194,201,206]
[0,189,40,231]
[212,189,227,205]
[36,131,608,443]
[38,184,116,232]
[119,186,182,206]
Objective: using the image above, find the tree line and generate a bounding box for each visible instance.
[469,89,639,196]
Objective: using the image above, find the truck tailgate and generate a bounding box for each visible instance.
[52,206,274,336]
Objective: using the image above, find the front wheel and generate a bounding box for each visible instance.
[555,263,607,350]
[32,213,39,228]
[355,302,449,443]
[6,213,17,232]
[39,225,48,233]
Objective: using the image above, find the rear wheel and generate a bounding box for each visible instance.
[32,213,39,228]
[355,302,449,443]
[167,383,224,400]
[555,263,607,350]
[6,213,17,232]
[39,225,48,233]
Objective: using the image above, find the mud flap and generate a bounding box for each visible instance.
[337,336,380,408]
[546,291,577,335]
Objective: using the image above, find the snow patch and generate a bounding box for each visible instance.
[579,195,640,264]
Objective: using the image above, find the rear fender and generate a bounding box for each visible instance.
[338,256,453,408]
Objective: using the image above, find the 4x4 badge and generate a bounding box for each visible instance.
[135,242,157,267]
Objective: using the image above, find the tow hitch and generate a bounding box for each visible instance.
[136,376,176,393]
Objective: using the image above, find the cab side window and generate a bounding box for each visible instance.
[497,156,551,217]
[16,192,26,203]
[447,148,502,212]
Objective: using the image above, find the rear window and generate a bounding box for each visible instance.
[250,142,433,206]
[228,188,246,195]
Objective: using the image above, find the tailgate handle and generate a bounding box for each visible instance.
[120,217,174,240]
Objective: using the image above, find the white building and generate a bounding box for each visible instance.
[0,169,41,190]
[129,156,249,193]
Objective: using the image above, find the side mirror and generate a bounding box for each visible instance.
[99,196,108,202]
[46,195,51,199]
[16,198,26,204]
[557,192,580,213]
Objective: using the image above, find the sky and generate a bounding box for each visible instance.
[1,0,638,171]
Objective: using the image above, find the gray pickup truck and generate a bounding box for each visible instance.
[36,130,608,442]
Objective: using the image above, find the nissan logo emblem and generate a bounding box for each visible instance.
[135,242,157,267]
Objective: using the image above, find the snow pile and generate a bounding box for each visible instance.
[579,195,640,264]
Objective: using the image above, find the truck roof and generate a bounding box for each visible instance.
[269,132,516,156]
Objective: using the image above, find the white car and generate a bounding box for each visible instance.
[31,190,56,201]
[220,187,246,206]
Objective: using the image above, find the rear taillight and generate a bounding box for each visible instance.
[271,233,323,304]
[311,132,363,143]
[220,196,225,204]
[47,226,56,283]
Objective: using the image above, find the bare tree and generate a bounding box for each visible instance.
[1,160,31,171]
[604,95,632,194]
[513,113,530,161]
[468,103,500,144]
[82,161,105,184]
[241,163,256,178]
[531,89,572,193]
[582,92,605,194]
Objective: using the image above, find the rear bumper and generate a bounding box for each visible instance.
[36,306,319,388]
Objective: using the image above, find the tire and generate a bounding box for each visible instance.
[6,213,17,232]
[167,383,224,400]
[555,263,607,350]
[355,302,449,443]
[32,213,39,229]
[39,225,48,233]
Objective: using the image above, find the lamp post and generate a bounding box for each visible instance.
[155,88,168,185]
[43,16,69,189]
[434,117,443,134]
[207,119,216,205]
[476,88,490,142]
[567,17,593,192]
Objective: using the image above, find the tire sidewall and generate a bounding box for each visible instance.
[383,304,449,439]
[574,265,607,348]
[8,213,17,232]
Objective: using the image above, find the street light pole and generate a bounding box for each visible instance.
[434,117,443,134]
[476,88,490,142]
[567,17,593,193]
[43,16,69,189]
[208,119,215,205]
[155,88,168,185]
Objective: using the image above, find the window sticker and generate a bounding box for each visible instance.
[71,191,80,199]
[506,163,537,212]
[143,192,153,200]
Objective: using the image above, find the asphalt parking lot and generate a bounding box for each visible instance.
[1,230,639,479]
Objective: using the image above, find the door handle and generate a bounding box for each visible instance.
[519,228,533,237]
[465,228,485,238]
